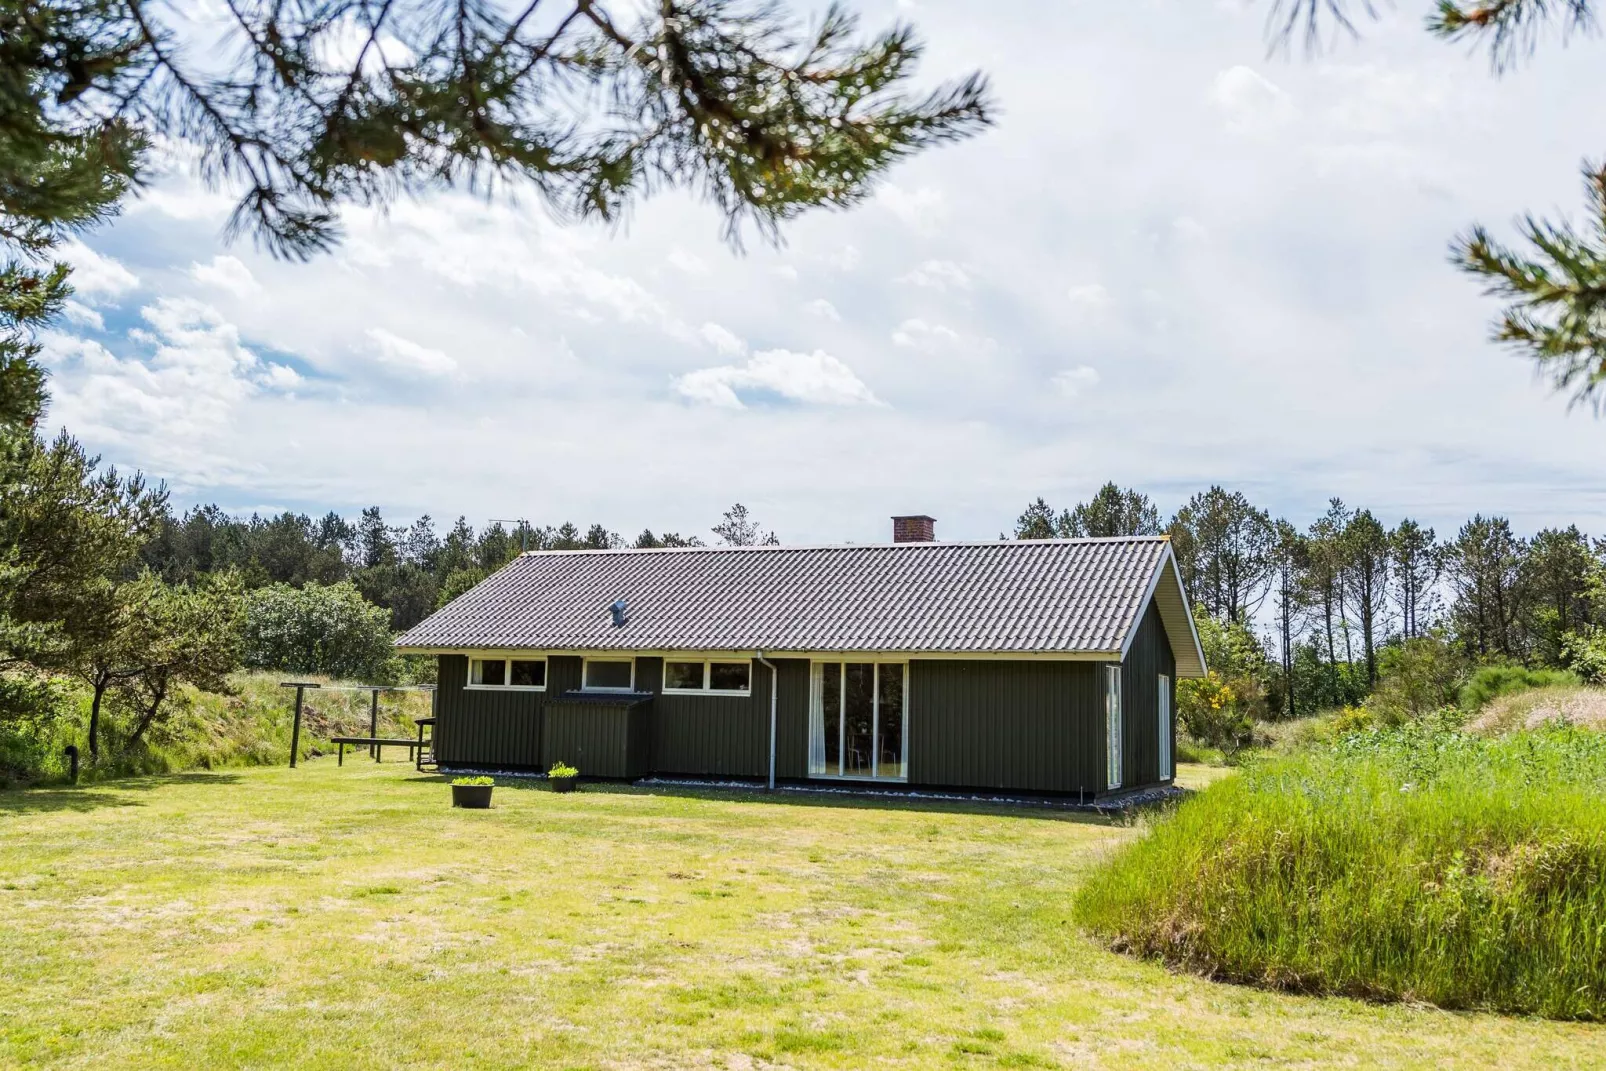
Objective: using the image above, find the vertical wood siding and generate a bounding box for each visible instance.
[1120,602,1176,789]
[637,656,774,778]
[436,637,1177,794]
[772,659,812,779]
[542,700,652,778]
[907,660,1104,794]
[434,654,546,768]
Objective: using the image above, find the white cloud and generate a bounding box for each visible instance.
[59,239,139,304]
[901,260,972,291]
[667,249,709,274]
[366,327,458,377]
[675,349,880,409]
[31,4,1606,547]
[878,185,948,235]
[39,298,299,472]
[891,318,961,349]
[191,255,261,296]
[1172,217,1209,242]
[825,245,861,272]
[63,301,104,330]
[805,299,841,321]
[699,322,747,356]
[1211,65,1293,132]
[1052,366,1101,398]
[1066,283,1111,309]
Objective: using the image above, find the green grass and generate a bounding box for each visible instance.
[1076,725,1606,1021]
[1459,665,1580,712]
[6,671,433,785]
[2,761,1602,1067]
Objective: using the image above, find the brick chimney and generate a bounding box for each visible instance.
[892,515,936,543]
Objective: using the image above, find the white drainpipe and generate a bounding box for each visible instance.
[755,652,778,791]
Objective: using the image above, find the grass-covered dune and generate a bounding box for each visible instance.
[1075,725,1606,1020]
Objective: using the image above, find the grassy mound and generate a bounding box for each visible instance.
[1074,725,1606,1019]
[2,672,434,784]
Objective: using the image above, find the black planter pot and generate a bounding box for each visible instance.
[549,775,577,794]
[452,784,493,809]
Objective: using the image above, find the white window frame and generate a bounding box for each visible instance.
[466,655,547,692]
[661,658,753,697]
[1158,673,1173,781]
[581,657,637,693]
[807,660,910,783]
[1106,664,1123,791]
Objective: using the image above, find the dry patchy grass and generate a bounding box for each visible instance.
[1469,684,1606,735]
[0,761,1601,1068]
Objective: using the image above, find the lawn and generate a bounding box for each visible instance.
[1,763,1600,1069]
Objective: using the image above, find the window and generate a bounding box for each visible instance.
[468,656,545,690]
[510,660,546,688]
[583,658,635,692]
[662,659,752,694]
[1158,674,1173,781]
[808,661,908,781]
[1105,664,1123,791]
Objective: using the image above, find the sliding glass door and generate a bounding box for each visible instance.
[809,662,907,781]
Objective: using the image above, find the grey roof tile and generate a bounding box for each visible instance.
[396,537,1196,663]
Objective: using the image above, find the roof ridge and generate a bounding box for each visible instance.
[517,535,1172,557]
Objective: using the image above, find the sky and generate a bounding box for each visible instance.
[36,0,1606,546]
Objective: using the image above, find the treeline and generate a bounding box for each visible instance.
[139,502,777,633]
[0,434,781,777]
[1013,483,1606,743]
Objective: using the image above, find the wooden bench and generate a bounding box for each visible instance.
[331,736,425,765]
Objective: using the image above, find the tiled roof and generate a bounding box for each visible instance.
[396,537,1205,674]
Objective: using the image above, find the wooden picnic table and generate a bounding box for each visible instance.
[331,736,424,765]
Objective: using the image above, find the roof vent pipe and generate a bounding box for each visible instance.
[609,599,628,627]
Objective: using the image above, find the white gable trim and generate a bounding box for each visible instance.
[1117,543,1207,677]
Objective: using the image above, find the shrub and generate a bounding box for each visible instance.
[243,582,395,681]
[1330,704,1372,734]
[1561,629,1606,686]
[1458,664,1578,712]
[1074,725,1606,1019]
[1177,671,1256,756]
[1367,632,1464,725]
[451,776,493,787]
[548,761,578,779]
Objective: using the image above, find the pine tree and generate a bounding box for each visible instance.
[1446,515,1528,660]
[1390,518,1441,639]
[1341,509,1391,685]
[5,0,991,259]
[1522,525,1596,665]
[1061,483,1162,538]
[1168,487,1276,621]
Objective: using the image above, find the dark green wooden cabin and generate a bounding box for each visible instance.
[396,521,1206,798]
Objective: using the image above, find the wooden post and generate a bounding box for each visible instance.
[369,688,380,761]
[281,682,322,768]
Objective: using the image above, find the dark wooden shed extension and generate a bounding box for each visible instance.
[397,533,1205,798]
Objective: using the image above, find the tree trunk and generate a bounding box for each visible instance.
[126,682,168,752]
[87,670,108,763]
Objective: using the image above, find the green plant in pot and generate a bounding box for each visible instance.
[450,775,494,809]
[547,762,579,793]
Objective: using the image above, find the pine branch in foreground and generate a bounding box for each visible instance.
[1454,164,1606,413]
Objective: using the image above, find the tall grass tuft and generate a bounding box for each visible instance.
[1458,665,1579,712]
[1075,724,1606,1020]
